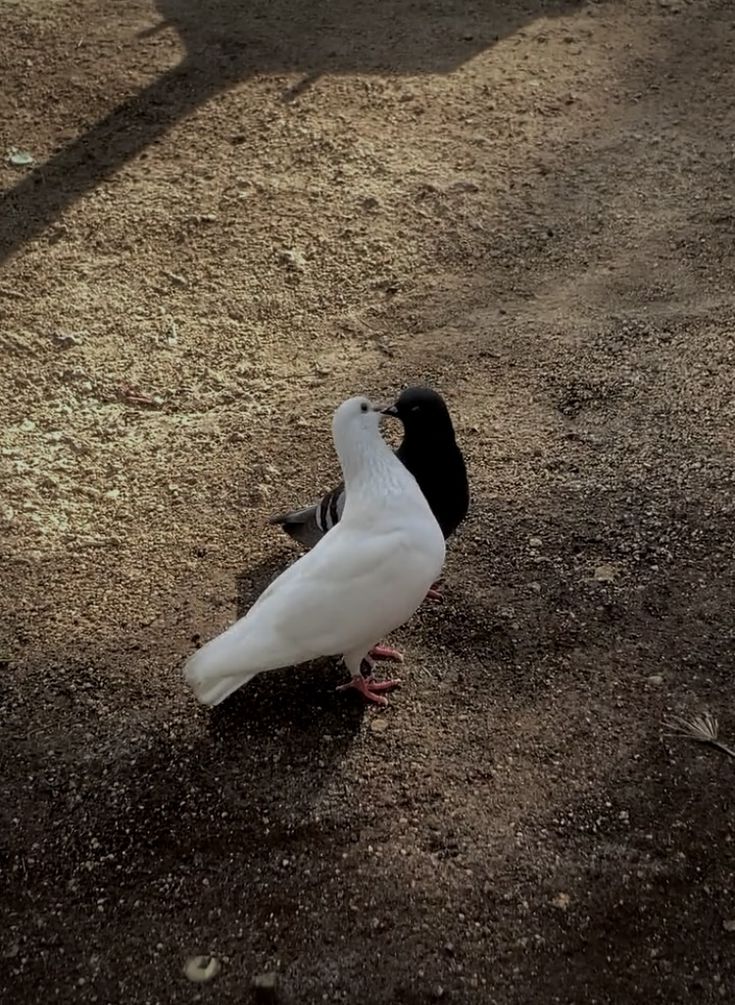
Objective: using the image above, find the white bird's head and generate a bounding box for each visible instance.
[331,395,393,481]
[332,394,383,440]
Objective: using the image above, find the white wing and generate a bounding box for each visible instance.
[184,513,443,705]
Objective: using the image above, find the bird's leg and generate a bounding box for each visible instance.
[336,657,401,707]
[366,583,443,665]
[367,584,443,663]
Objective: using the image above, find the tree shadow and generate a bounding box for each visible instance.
[0,658,365,895]
[0,0,583,264]
[0,547,369,900]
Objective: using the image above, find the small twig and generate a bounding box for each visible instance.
[0,284,27,300]
[664,712,735,759]
[162,268,187,288]
[117,382,162,407]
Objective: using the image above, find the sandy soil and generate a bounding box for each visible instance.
[2,0,735,1002]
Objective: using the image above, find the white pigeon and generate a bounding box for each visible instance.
[184,395,446,707]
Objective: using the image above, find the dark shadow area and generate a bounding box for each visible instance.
[0,555,369,901]
[493,731,735,1003]
[0,664,365,894]
[0,0,583,265]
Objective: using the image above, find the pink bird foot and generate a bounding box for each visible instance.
[426,584,443,602]
[368,643,404,663]
[336,674,401,707]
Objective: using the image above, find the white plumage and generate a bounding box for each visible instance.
[184,395,445,706]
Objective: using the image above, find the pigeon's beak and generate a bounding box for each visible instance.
[379,403,399,418]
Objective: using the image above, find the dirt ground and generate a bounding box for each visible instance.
[2,0,735,1001]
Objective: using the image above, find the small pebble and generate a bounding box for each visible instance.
[593,564,617,582]
[184,956,221,983]
[279,248,306,272]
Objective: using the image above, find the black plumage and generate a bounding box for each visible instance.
[269,386,469,548]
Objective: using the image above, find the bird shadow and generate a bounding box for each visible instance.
[225,544,366,725]
[191,546,367,795]
[0,0,584,265]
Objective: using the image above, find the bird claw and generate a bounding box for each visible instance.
[368,644,404,663]
[336,675,402,706]
[364,678,402,693]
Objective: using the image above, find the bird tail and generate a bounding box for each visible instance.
[268,503,323,549]
[183,620,269,707]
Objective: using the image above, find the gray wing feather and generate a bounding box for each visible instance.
[269,483,346,550]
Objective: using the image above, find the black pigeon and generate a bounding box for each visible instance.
[270,385,469,547]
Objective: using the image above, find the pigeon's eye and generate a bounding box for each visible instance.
[410,405,420,413]
[360,402,369,413]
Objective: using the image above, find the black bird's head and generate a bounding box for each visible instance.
[381,386,456,442]
[381,385,469,539]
